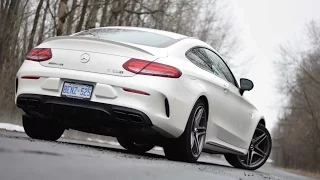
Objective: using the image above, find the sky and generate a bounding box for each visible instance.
[227,0,320,131]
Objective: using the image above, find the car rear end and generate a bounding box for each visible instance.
[15,27,194,139]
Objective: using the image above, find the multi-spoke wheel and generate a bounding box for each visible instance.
[190,106,207,157]
[163,99,208,163]
[224,124,272,170]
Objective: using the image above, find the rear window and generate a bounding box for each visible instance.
[73,28,178,48]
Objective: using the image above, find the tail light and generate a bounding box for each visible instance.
[26,48,52,61]
[21,76,40,80]
[122,58,182,78]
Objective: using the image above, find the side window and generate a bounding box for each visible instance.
[186,48,229,81]
[186,48,212,73]
[197,48,229,81]
[202,48,237,86]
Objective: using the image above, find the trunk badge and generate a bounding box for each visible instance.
[80,53,90,63]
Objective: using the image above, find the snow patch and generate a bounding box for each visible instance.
[0,123,24,132]
[87,138,120,146]
[154,147,163,151]
[86,138,163,152]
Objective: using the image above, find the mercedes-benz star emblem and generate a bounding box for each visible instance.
[80,53,90,63]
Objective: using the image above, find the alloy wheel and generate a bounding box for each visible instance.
[237,127,271,168]
[190,106,207,157]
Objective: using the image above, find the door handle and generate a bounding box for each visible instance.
[223,85,229,93]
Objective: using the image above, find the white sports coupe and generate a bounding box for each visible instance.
[15,26,271,170]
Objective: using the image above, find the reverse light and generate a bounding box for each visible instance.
[26,48,52,61]
[122,58,182,78]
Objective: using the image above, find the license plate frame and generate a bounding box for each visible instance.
[61,82,93,100]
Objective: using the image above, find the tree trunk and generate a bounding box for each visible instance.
[66,0,77,34]
[75,0,89,32]
[85,0,99,29]
[22,15,29,61]
[108,0,120,26]
[0,0,21,65]
[124,0,137,26]
[27,0,44,52]
[57,0,68,36]
[100,0,110,27]
[37,0,50,44]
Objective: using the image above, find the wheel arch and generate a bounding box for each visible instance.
[198,95,209,118]
[180,93,209,137]
[245,115,266,150]
[258,118,266,127]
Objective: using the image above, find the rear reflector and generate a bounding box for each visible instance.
[123,88,150,96]
[123,58,181,78]
[21,76,40,80]
[26,48,52,61]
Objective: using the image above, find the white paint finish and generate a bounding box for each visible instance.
[38,37,168,77]
[94,84,117,99]
[41,77,61,91]
[16,26,264,156]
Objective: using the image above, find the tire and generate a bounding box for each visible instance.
[163,99,208,163]
[224,124,272,170]
[117,137,155,154]
[23,115,65,141]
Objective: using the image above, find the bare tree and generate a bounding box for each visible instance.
[274,20,320,172]
[37,0,50,44]
[57,0,68,36]
[100,0,110,27]
[66,0,77,34]
[28,0,44,51]
[75,0,89,32]
[85,0,100,29]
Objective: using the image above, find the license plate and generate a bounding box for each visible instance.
[61,82,93,100]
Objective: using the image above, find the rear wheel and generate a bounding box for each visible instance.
[117,137,155,154]
[163,100,208,163]
[224,124,272,170]
[23,115,65,141]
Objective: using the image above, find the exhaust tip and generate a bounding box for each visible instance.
[128,114,143,123]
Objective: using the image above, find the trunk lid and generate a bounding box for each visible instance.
[37,36,168,77]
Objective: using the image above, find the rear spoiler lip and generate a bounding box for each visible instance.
[43,36,155,56]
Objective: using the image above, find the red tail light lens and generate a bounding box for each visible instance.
[123,58,182,78]
[21,76,40,80]
[26,48,52,61]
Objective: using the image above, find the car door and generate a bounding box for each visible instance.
[201,48,255,149]
[185,48,235,143]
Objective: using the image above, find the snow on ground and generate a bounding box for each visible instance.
[0,123,24,132]
[86,137,164,151]
[0,123,163,151]
[86,138,120,146]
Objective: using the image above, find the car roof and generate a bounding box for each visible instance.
[93,26,188,40]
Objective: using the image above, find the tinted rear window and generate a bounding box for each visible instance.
[73,29,178,48]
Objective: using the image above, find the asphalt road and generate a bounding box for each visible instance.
[0,130,316,180]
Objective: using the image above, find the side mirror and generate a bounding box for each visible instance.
[239,78,254,95]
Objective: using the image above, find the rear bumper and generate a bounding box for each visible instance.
[16,61,198,138]
[17,94,152,127]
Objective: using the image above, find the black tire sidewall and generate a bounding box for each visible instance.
[163,100,208,163]
[117,137,155,154]
[183,100,207,162]
[23,115,64,141]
